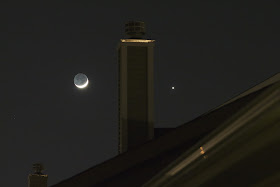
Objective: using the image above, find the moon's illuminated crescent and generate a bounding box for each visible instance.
[75,79,88,88]
[74,73,89,89]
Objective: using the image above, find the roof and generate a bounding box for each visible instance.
[144,76,280,186]
[52,73,280,187]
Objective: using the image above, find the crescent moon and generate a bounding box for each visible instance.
[75,79,89,88]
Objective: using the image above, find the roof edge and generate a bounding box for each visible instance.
[205,73,280,114]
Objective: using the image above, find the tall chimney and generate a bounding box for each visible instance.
[118,21,155,153]
[28,163,48,187]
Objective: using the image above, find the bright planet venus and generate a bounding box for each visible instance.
[74,73,88,88]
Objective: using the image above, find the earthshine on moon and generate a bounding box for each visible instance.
[74,73,89,88]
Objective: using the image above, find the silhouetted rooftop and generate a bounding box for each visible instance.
[52,73,280,187]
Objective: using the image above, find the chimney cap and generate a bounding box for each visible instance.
[32,163,44,175]
[125,21,145,39]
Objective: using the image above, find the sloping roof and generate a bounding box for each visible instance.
[52,73,279,187]
[144,78,280,186]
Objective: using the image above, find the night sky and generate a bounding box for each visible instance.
[2,1,280,186]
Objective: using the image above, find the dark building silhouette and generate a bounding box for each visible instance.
[28,163,48,187]
[50,21,280,186]
[52,73,280,187]
[117,21,155,153]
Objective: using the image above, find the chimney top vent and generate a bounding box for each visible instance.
[125,21,145,39]
[32,163,44,175]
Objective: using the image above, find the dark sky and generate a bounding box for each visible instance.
[2,1,280,186]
